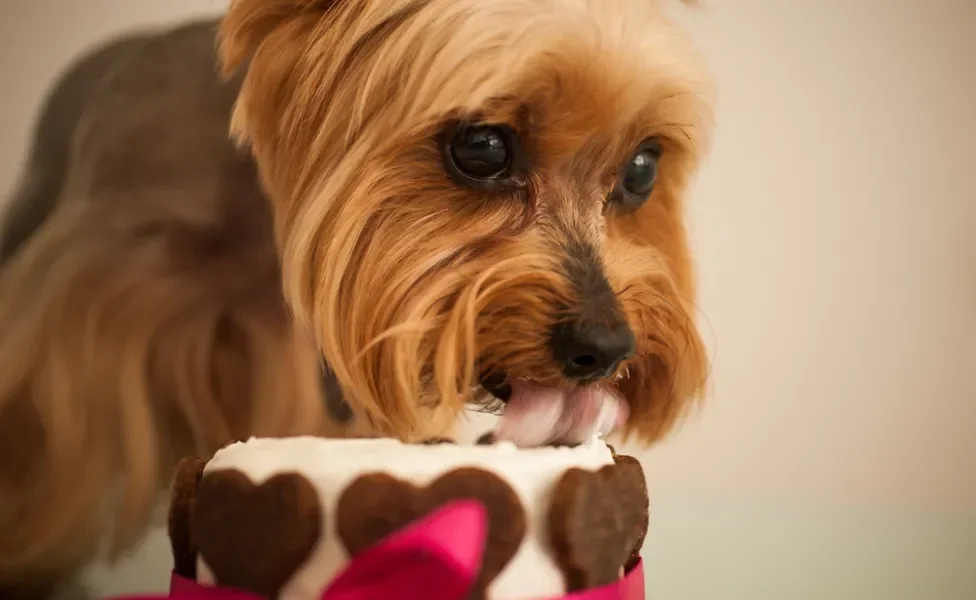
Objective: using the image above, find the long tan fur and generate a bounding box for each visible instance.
[0,23,332,591]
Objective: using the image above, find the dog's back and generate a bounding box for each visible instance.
[1,21,238,260]
[0,31,150,263]
[0,20,332,594]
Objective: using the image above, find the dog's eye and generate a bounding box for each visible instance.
[623,146,659,195]
[611,140,662,210]
[447,124,514,181]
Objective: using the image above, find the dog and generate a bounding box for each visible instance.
[0,0,712,594]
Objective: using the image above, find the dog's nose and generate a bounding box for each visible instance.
[550,319,636,381]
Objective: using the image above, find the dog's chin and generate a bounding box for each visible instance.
[475,373,628,448]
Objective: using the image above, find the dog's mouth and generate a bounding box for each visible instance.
[480,373,514,402]
[478,373,628,447]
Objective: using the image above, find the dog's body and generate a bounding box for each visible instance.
[0,21,340,592]
[0,0,712,594]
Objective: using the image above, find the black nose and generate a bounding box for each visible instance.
[550,319,636,381]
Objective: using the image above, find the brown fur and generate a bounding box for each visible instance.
[0,21,336,587]
[218,0,712,437]
[0,0,712,590]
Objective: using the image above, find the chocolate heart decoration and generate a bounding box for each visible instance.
[611,455,650,572]
[336,467,526,599]
[192,469,322,598]
[167,456,207,579]
[547,455,649,590]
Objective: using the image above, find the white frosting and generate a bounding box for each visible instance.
[196,436,615,600]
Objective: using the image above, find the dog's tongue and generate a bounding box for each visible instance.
[495,381,628,447]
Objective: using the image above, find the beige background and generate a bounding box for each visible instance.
[2,1,975,598]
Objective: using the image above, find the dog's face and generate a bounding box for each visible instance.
[219,0,712,442]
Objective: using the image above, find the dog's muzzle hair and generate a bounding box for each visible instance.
[0,0,712,591]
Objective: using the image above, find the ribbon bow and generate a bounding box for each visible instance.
[317,500,487,600]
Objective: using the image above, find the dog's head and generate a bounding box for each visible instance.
[218,0,713,443]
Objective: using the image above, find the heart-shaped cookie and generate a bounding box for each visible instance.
[192,469,322,598]
[167,456,207,579]
[611,455,650,572]
[336,467,526,599]
[547,455,649,590]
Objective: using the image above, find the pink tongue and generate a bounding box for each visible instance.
[495,381,628,447]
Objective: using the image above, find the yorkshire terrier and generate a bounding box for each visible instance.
[0,0,712,594]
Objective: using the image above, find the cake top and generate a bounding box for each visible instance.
[205,435,616,484]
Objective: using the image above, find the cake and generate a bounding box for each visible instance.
[167,436,649,600]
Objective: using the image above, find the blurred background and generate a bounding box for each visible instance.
[2,1,974,599]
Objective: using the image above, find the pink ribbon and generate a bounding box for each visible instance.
[112,500,645,600]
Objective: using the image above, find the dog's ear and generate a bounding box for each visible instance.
[218,0,342,76]
[168,456,208,579]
